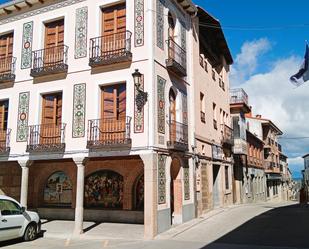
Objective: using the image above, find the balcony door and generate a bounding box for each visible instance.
[101,3,126,54]
[41,93,62,145]
[100,84,126,143]
[0,33,13,74]
[0,100,8,147]
[169,89,176,142]
[44,19,64,66]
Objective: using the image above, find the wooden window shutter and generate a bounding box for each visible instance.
[102,3,126,35]
[0,104,5,130]
[42,93,62,125]
[101,84,126,119]
[0,33,13,58]
[45,19,64,48]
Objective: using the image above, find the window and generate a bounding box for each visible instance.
[45,19,64,49]
[213,103,217,129]
[0,100,9,130]
[212,69,216,81]
[0,32,13,58]
[101,83,126,119]
[200,93,205,123]
[225,166,229,190]
[42,93,62,125]
[0,32,13,74]
[0,199,22,216]
[102,3,126,36]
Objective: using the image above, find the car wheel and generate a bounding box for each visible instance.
[23,223,37,241]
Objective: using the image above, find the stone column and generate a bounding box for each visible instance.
[141,153,158,239]
[18,160,32,208]
[73,158,86,236]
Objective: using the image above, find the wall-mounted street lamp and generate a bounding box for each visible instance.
[132,69,148,111]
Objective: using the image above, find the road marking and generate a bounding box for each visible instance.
[103,240,109,247]
[65,238,71,247]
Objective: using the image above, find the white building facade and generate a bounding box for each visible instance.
[0,0,198,238]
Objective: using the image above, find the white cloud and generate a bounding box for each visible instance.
[232,39,309,177]
[231,38,271,84]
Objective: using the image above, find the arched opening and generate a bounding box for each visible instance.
[134,173,144,211]
[169,88,177,142]
[84,170,123,209]
[170,157,182,225]
[43,171,73,207]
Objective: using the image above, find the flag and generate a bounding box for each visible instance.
[290,44,309,87]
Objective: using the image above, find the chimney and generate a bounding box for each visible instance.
[245,106,253,118]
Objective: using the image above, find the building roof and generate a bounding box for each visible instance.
[246,116,283,135]
[246,129,264,145]
[0,0,198,17]
[303,154,309,158]
[197,6,233,66]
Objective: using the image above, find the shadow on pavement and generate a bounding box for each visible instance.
[201,204,309,249]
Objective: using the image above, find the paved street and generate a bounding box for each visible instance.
[1,201,308,249]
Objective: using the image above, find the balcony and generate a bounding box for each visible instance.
[30,45,69,77]
[87,117,132,149]
[212,145,223,160]
[0,129,11,153]
[221,124,233,146]
[200,111,205,123]
[26,123,66,152]
[0,56,16,83]
[89,31,132,67]
[230,88,251,113]
[233,138,247,155]
[265,161,281,173]
[166,38,187,77]
[167,120,188,151]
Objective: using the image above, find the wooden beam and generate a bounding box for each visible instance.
[25,1,33,7]
[14,4,21,11]
[3,8,12,15]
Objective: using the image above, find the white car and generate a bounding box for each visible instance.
[0,195,41,242]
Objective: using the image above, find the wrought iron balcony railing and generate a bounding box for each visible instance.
[166,38,187,77]
[0,56,16,83]
[27,123,66,152]
[0,129,11,153]
[89,31,132,67]
[230,88,249,105]
[167,120,188,151]
[87,117,132,149]
[221,124,234,146]
[30,45,69,77]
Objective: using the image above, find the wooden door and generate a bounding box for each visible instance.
[0,33,13,73]
[102,4,126,54]
[44,20,64,65]
[41,93,62,144]
[100,84,126,143]
[169,90,176,142]
[0,101,8,148]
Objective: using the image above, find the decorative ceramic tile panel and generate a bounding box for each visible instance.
[157,76,166,134]
[180,21,187,50]
[21,21,33,69]
[182,92,188,125]
[17,92,30,142]
[134,75,144,133]
[72,83,86,138]
[0,0,86,25]
[158,154,167,204]
[75,7,88,59]
[158,135,165,145]
[134,0,144,47]
[156,0,165,50]
[184,166,190,200]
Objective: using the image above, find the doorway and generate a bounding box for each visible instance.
[212,164,221,208]
[170,158,182,225]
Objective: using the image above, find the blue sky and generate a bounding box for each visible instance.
[1,0,307,178]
